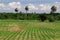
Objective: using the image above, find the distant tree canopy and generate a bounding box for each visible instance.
[0,13,60,21]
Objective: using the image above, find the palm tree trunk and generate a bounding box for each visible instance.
[26,11,28,20]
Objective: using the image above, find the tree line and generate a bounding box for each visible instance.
[0,5,60,22]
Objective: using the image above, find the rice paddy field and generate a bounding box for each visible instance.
[0,20,60,40]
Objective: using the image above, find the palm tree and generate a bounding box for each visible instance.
[25,6,29,13]
[25,6,29,19]
[49,6,57,22]
[15,8,19,19]
[51,6,57,14]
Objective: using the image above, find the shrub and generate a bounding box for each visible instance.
[48,16,55,22]
[40,14,47,22]
[55,15,60,20]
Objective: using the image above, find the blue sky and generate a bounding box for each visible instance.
[0,0,60,13]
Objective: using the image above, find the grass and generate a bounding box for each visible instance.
[0,20,60,40]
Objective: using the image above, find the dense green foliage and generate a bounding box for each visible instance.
[0,13,60,21]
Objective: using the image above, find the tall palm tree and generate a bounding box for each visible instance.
[50,6,57,22]
[51,6,57,14]
[15,8,19,19]
[25,6,29,19]
[25,6,29,13]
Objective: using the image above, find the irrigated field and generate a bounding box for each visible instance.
[0,20,60,40]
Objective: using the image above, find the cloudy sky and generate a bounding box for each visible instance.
[0,0,60,13]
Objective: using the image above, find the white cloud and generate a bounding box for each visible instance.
[0,3,5,9]
[8,2,21,9]
[28,4,38,10]
[38,4,51,11]
[0,2,21,12]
